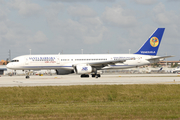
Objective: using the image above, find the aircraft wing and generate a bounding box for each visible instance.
[88,58,130,67]
[146,55,174,61]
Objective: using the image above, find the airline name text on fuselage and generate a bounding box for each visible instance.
[29,57,55,61]
[113,57,135,60]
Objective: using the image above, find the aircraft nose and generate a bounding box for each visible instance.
[6,63,13,69]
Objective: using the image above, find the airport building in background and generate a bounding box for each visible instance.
[0,60,8,65]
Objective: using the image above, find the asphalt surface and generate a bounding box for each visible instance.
[0,74,180,87]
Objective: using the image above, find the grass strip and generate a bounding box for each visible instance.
[0,85,180,119]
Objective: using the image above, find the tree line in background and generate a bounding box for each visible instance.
[151,62,179,68]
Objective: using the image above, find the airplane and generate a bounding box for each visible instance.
[172,67,180,73]
[6,28,173,78]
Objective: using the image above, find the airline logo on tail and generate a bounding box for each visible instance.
[134,28,165,56]
[150,37,159,47]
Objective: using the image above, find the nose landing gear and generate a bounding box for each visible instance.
[25,70,30,79]
[26,76,30,79]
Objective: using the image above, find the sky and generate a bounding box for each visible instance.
[0,0,180,61]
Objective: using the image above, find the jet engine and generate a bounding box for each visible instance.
[74,64,95,74]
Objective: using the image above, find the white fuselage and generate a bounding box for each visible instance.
[7,54,158,71]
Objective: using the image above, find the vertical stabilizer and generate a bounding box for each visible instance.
[134,28,165,56]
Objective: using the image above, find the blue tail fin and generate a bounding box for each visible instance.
[134,28,165,56]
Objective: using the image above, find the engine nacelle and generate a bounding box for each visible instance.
[55,69,74,75]
[74,64,94,74]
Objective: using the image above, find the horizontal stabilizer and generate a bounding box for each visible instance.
[146,55,174,60]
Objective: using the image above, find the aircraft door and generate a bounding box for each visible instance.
[56,56,60,64]
[137,57,142,63]
[25,57,29,65]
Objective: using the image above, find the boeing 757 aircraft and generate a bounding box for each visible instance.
[7,28,172,78]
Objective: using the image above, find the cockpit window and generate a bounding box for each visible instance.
[11,60,19,62]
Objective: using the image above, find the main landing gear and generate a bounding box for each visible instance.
[92,74,101,78]
[81,74,89,78]
[80,74,101,78]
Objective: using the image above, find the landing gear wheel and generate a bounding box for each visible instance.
[97,74,101,77]
[81,74,89,78]
[26,76,30,79]
[92,74,95,77]
[94,74,101,78]
[92,74,101,78]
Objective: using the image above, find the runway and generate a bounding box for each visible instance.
[0,74,180,87]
